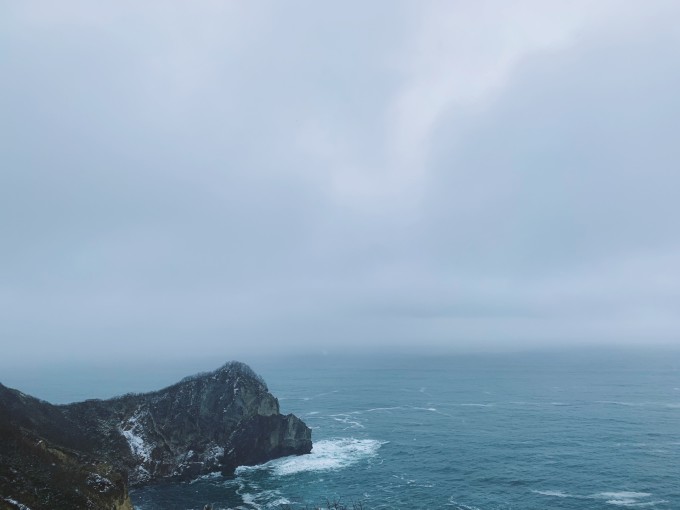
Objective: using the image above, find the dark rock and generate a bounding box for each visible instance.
[221,413,314,473]
[0,361,312,509]
[0,390,133,509]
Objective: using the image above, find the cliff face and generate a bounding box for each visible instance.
[0,362,312,509]
[0,385,134,510]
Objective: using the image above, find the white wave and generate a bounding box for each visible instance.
[236,438,386,477]
[331,415,365,429]
[345,405,446,415]
[267,497,292,507]
[351,406,403,413]
[604,498,660,507]
[592,491,666,508]
[190,471,222,483]
[532,490,572,498]
[239,488,290,510]
[533,489,665,508]
[597,492,652,499]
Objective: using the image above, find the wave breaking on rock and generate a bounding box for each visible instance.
[0,361,312,509]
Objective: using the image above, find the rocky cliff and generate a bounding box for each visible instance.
[0,361,312,509]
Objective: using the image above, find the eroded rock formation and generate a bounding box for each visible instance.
[0,361,312,509]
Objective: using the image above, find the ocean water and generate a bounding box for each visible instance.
[5,350,680,509]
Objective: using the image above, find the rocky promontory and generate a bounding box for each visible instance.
[0,361,312,510]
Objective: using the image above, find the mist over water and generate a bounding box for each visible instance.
[6,349,679,509]
[4,4,680,508]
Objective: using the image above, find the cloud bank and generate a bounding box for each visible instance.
[2,1,679,365]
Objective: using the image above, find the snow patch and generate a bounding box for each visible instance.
[119,410,152,463]
[207,444,225,462]
[86,473,115,493]
[3,498,32,510]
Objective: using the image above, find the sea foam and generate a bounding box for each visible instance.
[236,438,386,477]
[531,490,572,498]
[594,492,666,507]
[534,490,665,508]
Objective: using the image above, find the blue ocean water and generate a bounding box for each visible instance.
[5,350,680,509]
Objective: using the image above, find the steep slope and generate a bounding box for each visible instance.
[0,385,133,510]
[0,361,312,509]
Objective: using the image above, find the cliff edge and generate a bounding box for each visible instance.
[0,361,312,509]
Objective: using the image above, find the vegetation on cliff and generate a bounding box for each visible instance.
[0,362,311,510]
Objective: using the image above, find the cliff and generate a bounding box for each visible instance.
[0,361,312,509]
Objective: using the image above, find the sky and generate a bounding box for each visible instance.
[2,1,680,367]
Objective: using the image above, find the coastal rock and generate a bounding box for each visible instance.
[102,361,312,484]
[0,362,312,509]
[0,386,133,510]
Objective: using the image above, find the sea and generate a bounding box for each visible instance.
[3,348,680,510]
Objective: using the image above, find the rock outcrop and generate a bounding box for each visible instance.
[0,383,134,510]
[0,361,312,509]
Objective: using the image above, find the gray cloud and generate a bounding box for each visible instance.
[1,1,679,367]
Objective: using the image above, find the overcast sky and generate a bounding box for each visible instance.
[2,1,680,367]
